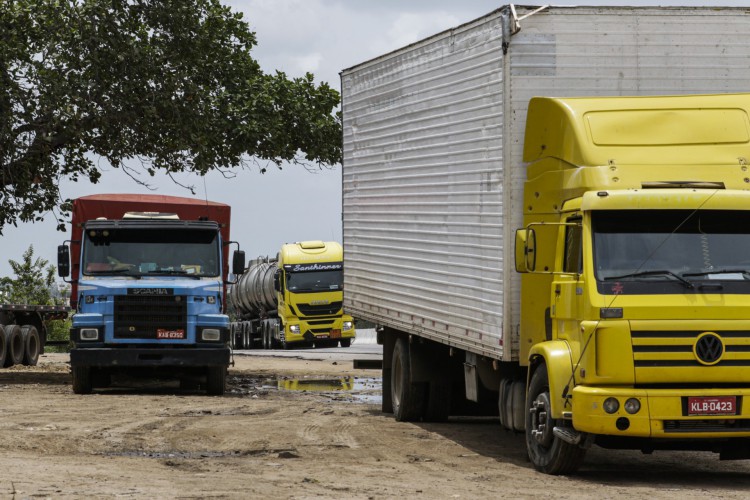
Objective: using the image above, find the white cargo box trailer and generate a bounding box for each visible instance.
[341,5,750,363]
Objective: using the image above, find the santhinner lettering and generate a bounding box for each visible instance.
[290,263,343,272]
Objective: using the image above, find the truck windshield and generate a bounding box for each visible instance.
[82,228,220,277]
[592,209,750,282]
[286,269,343,293]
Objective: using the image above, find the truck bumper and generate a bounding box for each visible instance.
[572,385,750,438]
[70,347,230,368]
[285,317,356,344]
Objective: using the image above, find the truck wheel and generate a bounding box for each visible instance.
[0,326,6,368]
[262,325,270,349]
[340,338,352,348]
[3,325,24,367]
[21,325,40,366]
[526,364,586,475]
[72,366,93,394]
[391,338,424,422]
[206,366,226,396]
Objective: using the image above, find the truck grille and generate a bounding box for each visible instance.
[664,419,750,433]
[114,295,187,339]
[632,330,750,367]
[296,301,342,316]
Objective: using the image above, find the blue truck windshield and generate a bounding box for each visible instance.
[593,209,750,282]
[82,228,220,277]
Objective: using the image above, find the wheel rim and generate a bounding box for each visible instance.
[529,390,554,449]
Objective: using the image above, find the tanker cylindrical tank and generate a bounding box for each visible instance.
[230,257,278,316]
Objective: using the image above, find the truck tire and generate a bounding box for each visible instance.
[3,325,24,367]
[229,323,242,349]
[0,326,7,368]
[340,338,351,348]
[526,364,586,475]
[72,365,93,394]
[21,325,40,366]
[391,338,424,422]
[206,366,226,396]
[245,326,254,350]
[270,321,281,349]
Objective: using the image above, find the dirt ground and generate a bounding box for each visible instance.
[1,353,750,499]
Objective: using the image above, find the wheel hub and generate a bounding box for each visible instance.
[529,391,554,448]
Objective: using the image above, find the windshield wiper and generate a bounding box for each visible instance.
[603,270,694,289]
[683,269,750,279]
[85,268,134,275]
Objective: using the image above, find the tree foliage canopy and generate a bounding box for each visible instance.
[0,0,342,231]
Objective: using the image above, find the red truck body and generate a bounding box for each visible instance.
[69,194,231,308]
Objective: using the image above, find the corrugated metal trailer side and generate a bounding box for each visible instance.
[341,5,750,363]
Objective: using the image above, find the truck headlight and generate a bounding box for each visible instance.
[80,328,99,341]
[289,325,300,334]
[624,398,641,415]
[603,397,620,414]
[343,321,353,331]
[201,328,221,341]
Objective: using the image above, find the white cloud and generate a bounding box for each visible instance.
[292,52,322,74]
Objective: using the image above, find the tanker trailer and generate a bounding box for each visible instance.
[229,241,356,349]
[229,257,276,349]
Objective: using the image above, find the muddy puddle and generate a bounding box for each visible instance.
[229,374,382,404]
[276,376,382,404]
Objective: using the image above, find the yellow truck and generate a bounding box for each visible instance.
[342,5,750,474]
[229,241,355,349]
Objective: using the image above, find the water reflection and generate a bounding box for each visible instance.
[275,376,382,404]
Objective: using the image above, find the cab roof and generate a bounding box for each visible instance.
[523,93,750,168]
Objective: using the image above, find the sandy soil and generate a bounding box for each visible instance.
[0,353,749,499]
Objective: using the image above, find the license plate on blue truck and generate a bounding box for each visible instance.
[157,329,185,339]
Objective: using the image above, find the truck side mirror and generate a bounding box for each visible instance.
[57,245,70,278]
[232,250,246,276]
[515,228,537,273]
[273,269,281,292]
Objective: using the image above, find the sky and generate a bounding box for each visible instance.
[3,0,750,279]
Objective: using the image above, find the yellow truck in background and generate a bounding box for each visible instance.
[229,241,355,349]
[342,5,750,475]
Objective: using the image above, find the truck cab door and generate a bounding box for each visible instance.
[550,217,583,341]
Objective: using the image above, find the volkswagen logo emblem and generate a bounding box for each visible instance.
[694,332,724,365]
